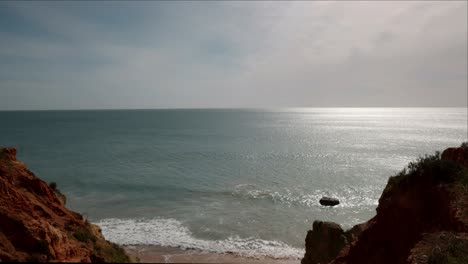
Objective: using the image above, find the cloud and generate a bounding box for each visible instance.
[0,1,466,109]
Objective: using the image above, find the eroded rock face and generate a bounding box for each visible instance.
[329,145,468,264]
[301,221,366,264]
[0,147,129,262]
[302,144,468,264]
[301,221,346,264]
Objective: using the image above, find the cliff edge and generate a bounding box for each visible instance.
[302,144,468,264]
[0,147,130,262]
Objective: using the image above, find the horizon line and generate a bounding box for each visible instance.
[0,106,467,112]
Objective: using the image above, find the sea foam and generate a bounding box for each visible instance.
[232,183,378,208]
[95,217,304,259]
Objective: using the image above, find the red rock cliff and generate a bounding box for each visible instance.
[302,144,468,264]
[0,147,130,262]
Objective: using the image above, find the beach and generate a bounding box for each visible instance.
[124,245,301,264]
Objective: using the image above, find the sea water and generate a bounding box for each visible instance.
[0,108,466,258]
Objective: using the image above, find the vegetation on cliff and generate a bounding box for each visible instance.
[0,147,131,262]
[385,146,468,193]
[425,232,468,264]
[303,143,468,264]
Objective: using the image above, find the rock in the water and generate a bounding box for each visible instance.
[320,197,340,206]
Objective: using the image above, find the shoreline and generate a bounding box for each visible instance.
[123,245,301,264]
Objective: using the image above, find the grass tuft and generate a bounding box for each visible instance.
[428,237,468,264]
[0,148,6,160]
[73,229,97,243]
[108,242,130,263]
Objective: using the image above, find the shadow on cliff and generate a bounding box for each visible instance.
[302,143,468,264]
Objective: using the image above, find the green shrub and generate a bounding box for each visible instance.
[428,238,468,264]
[0,148,6,160]
[459,171,468,187]
[108,242,130,263]
[93,242,130,263]
[383,149,468,198]
[390,151,464,185]
[49,182,57,190]
[73,229,96,243]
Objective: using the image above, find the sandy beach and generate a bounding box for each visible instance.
[124,245,301,264]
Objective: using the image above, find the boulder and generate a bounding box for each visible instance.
[320,197,340,206]
[301,221,348,264]
[301,221,367,264]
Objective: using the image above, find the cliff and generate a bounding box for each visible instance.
[302,144,468,264]
[0,147,130,262]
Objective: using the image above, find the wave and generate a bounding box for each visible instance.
[95,217,304,259]
[231,183,379,208]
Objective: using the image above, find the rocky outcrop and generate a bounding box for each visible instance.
[301,221,366,264]
[0,147,130,262]
[302,221,347,264]
[302,143,468,264]
[441,144,468,168]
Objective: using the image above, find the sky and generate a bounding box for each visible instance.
[0,1,467,110]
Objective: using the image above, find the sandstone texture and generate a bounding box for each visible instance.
[0,147,130,262]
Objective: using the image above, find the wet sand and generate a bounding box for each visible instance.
[124,245,301,264]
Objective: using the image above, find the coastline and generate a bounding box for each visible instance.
[123,245,301,264]
[1,144,467,262]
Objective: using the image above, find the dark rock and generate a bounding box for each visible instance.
[320,197,340,206]
[301,221,348,264]
[441,146,468,169]
[301,221,366,264]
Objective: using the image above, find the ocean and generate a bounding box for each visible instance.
[0,108,466,259]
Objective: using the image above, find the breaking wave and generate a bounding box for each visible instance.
[95,217,304,259]
[231,183,379,208]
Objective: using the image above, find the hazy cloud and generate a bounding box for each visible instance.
[0,1,466,109]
